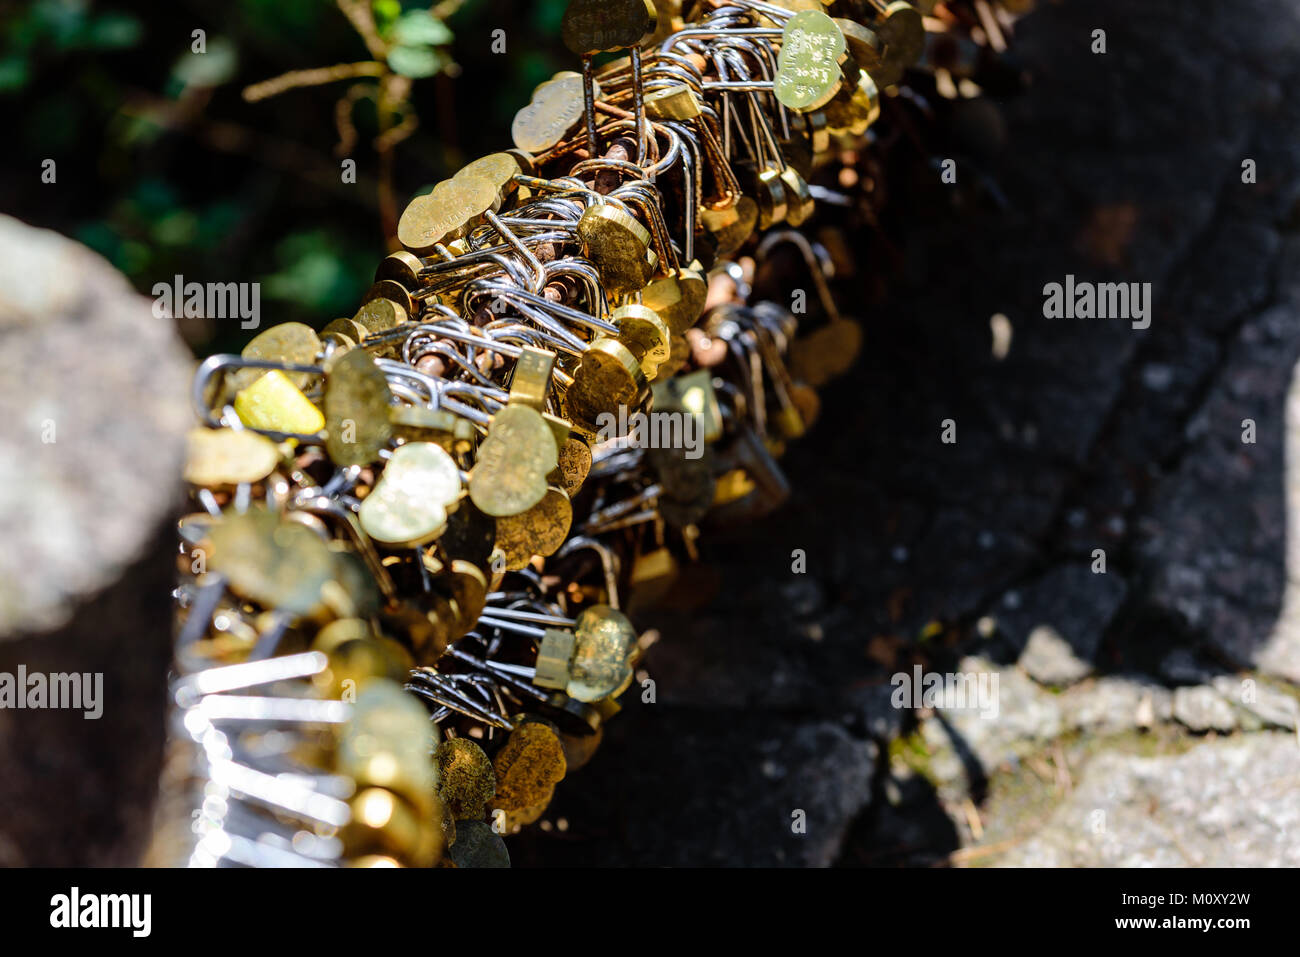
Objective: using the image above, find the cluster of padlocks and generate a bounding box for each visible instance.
[152,0,1028,867]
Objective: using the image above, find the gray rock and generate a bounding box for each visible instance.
[994,734,1300,867]
[595,0,1300,868]
[1138,300,1300,682]
[536,708,878,867]
[990,565,1127,685]
[0,217,191,866]
[852,682,906,741]
[1158,648,1213,685]
[920,657,1062,789]
[1019,625,1094,686]
[0,214,193,637]
[1210,675,1299,731]
[859,766,961,867]
[1172,686,1238,733]
[1060,676,1173,734]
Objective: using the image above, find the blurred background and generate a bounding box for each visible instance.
[1,0,577,355]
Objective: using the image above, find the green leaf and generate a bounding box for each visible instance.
[0,56,30,93]
[152,210,200,247]
[260,230,367,313]
[34,0,87,51]
[390,10,452,47]
[172,37,239,89]
[386,44,444,79]
[85,12,143,49]
[372,0,402,32]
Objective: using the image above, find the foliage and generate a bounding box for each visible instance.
[0,0,572,353]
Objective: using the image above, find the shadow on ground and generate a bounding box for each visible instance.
[520,0,1300,867]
